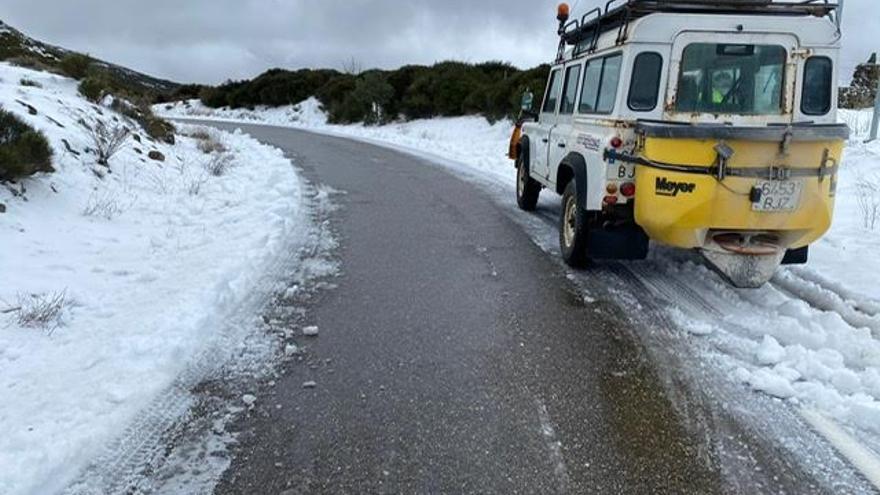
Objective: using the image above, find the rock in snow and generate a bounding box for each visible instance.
[302,325,319,337]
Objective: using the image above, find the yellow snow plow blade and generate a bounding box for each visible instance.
[627,123,848,287]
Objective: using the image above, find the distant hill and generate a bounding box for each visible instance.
[0,19,179,97]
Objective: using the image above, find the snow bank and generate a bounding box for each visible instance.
[1,64,315,495]
[158,98,515,184]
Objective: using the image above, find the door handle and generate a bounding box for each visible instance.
[557,142,566,148]
[542,138,549,143]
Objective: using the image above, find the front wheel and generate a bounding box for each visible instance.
[516,155,541,211]
[559,181,590,268]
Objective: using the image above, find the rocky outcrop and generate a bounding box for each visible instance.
[840,53,879,109]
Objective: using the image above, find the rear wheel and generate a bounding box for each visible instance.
[516,154,541,211]
[560,181,590,268]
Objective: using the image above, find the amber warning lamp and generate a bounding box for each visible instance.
[557,3,571,22]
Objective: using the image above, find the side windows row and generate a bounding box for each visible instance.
[580,54,622,114]
[543,52,833,117]
[541,51,664,115]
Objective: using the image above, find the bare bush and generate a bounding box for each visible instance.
[185,172,208,196]
[19,78,42,88]
[185,128,227,155]
[3,291,70,333]
[204,153,233,177]
[82,191,124,219]
[198,139,226,155]
[87,120,130,166]
[341,56,362,76]
[855,174,880,230]
[145,170,172,195]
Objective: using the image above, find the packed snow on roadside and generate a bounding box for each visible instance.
[157,99,880,450]
[1,64,322,495]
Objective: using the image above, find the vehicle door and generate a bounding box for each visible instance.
[530,67,563,181]
[546,62,583,181]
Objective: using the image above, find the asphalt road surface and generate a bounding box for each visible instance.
[193,122,829,495]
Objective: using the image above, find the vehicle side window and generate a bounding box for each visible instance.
[559,65,582,114]
[628,52,663,111]
[579,54,623,114]
[542,69,563,113]
[597,55,622,113]
[579,59,602,113]
[802,56,832,116]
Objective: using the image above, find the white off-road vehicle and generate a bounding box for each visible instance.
[509,0,848,287]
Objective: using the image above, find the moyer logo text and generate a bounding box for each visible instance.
[655,177,696,197]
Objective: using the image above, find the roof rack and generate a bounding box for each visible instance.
[556,0,842,61]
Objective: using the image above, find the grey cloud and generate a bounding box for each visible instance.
[0,0,875,84]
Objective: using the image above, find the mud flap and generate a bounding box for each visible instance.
[781,246,809,265]
[701,248,785,288]
[589,225,650,260]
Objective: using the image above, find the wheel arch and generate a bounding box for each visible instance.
[517,135,531,170]
[556,152,590,210]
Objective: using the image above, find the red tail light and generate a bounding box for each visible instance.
[603,195,619,206]
[610,137,623,149]
[620,182,636,197]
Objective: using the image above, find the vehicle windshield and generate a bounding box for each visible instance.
[675,43,787,115]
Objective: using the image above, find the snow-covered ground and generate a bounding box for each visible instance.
[158,98,880,481]
[0,65,330,495]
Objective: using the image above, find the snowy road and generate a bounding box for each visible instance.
[189,122,876,494]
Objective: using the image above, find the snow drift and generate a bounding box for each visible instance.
[0,64,320,495]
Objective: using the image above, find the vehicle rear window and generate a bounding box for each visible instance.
[674,43,787,115]
[579,54,622,114]
[560,65,582,114]
[628,52,663,111]
[802,56,833,116]
[542,69,563,113]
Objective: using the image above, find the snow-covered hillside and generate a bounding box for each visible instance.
[0,65,329,495]
[158,99,880,464]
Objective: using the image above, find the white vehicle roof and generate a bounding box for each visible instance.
[557,1,842,62]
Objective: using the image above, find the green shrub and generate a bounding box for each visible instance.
[199,86,230,108]
[59,53,93,80]
[197,61,553,124]
[78,76,108,102]
[19,78,41,88]
[143,115,176,144]
[8,55,59,75]
[0,108,54,181]
[110,98,176,144]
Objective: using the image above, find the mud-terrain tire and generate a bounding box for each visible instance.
[516,153,541,211]
[560,181,590,268]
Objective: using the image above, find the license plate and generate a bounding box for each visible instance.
[752,180,804,212]
[607,162,635,180]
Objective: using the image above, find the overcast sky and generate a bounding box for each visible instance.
[1,0,876,85]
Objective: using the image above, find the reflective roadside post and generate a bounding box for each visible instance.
[870,75,880,142]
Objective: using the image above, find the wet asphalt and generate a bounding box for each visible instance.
[199,123,735,494]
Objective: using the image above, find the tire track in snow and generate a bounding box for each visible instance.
[61,178,339,495]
